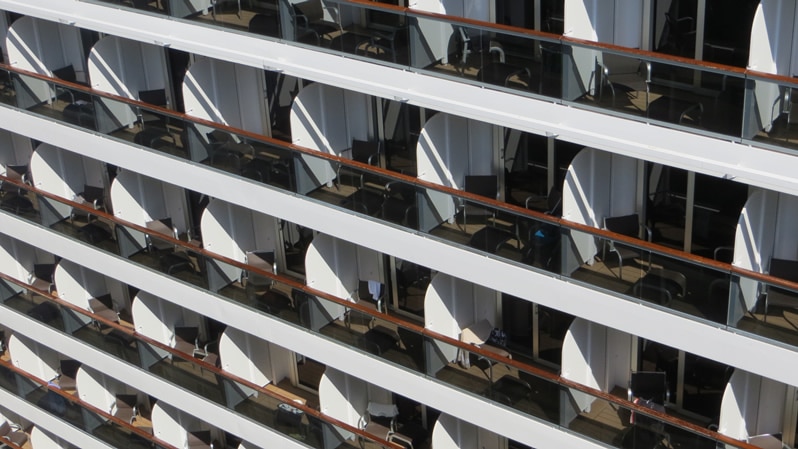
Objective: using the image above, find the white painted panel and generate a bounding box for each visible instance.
[29,146,73,219]
[432,413,479,449]
[202,200,243,283]
[0,129,32,166]
[565,0,599,41]
[608,153,638,217]
[88,37,137,128]
[0,234,28,281]
[55,260,99,310]
[163,181,188,232]
[356,245,383,283]
[718,370,786,440]
[8,334,59,382]
[252,212,278,255]
[614,0,643,48]
[605,328,632,391]
[319,367,366,440]
[76,365,119,415]
[152,402,189,449]
[220,327,271,386]
[31,426,68,449]
[132,291,177,346]
[561,318,605,412]
[306,233,358,300]
[773,193,798,259]
[563,147,605,266]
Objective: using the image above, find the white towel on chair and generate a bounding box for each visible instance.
[368,280,381,301]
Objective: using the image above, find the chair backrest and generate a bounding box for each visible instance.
[604,214,640,238]
[630,371,668,404]
[93,293,114,310]
[769,258,798,282]
[351,140,381,165]
[82,184,104,203]
[249,13,280,37]
[34,263,55,282]
[52,65,77,83]
[464,175,498,199]
[138,88,167,107]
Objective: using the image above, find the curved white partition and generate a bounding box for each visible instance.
[562,147,633,272]
[31,425,69,449]
[75,365,120,418]
[218,327,292,387]
[0,234,36,284]
[290,83,370,193]
[111,168,189,253]
[718,369,786,441]
[318,366,367,441]
[0,129,34,168]
[183,58,269,135]
[88,35,171,131]
[432,412,501,449]
[416,112,495,231]
[30,143,106,222]
[8,334,59,383]
[201,198,278,289]
[304,232,357,325]
[131,290,204,350]
[152,401,215,449]
[423,272,496,372]
[5,16,86,110]
[53,259,127,315]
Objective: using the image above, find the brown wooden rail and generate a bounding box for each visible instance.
[0,178,767,449]
[0,358,180,449]
[0,271,403,449]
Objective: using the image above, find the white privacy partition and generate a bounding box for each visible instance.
[423,272,496,372]
[131,290,204,352]
[30,143,105,221]
[201,198,278,290]
[562,147,633,273]
[8,334,59,383]
[319,366,367,441]
[54,260,127,317]
[88,35,171,132]
[31,426,70,449]
[305,232,358,325]
[183,58,269,136]
[290,83,370,194]
[747,2,791,137]
[152,401,215,449]
[732,190,798,322]
[219,326,293,387]
[560,318,632,413]
[416,112,495,232]
[0,129,34,167]
[718,369,786,441]
[111,169,189,253]
[76,365,128,419]
[0,234,36,286]
[431,413,501,449]
[5,16,86,107]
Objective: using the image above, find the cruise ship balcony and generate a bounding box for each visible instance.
[0,181,784,449]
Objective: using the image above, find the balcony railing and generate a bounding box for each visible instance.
[71,0,798,154]
[1,63,797,352]
[0,358,177,449]
[0,181,765,449]
[0,271,400,449]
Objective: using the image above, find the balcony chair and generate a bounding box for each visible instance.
[113,394,140,424]
[249,12,281,38]
[88,293,121,330]
[0,419,28,447]
[28,263,56,294]
[71,184,106,223]
[0,164,28,197]
[381,182,418,228]
[135,88,173,150]
[56,359,81,390]
[173,326,201,357]
[292,0,342,48]
[631,267,686,307]
[53,64,95,126]
[337,140,382,189]
[761,258,798,322]
[207,130,253,171]
[603,213,652,280]
[624,371,670,449]
[460,174,498,229]
[359,402,398,448]
[244,250,277,301]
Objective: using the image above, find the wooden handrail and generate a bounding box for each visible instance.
[0,190,763,449]
[0,358,180,449]
[0,271,401,449]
